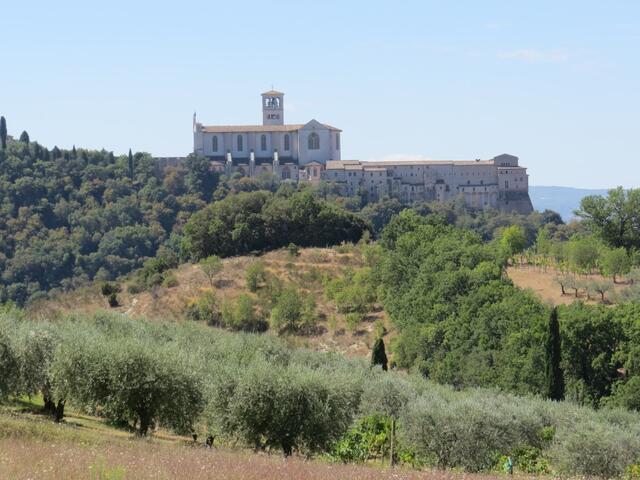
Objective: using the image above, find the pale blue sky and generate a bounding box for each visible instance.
[1,1,638,188]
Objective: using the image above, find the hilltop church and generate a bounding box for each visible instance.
[193,90,341,182]
[193,91,532,213]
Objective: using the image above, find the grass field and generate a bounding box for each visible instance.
[0,402,502,480]
[507,265,628,306]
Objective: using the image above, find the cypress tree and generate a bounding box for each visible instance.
[371,337,388,371]
[544,307,565,400]
[19,131,30,143]
[72,145,77,158]
[128,148,134,178]
[0,116,7,150]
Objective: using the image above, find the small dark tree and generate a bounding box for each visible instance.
[371,337,388,371]
[0,116,7,150]
[128,148,134,179]
[287,243,300,257]
[101,282,121,307]
[19,130,30,143]
[544,307,564,400]
[71,145,77,158]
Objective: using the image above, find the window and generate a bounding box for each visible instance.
[212,136,218,152]
[284,134,290,151]
[261,134,267,151]
[237,135,243,151]
[308,132,320,150]
[336,133,340,150]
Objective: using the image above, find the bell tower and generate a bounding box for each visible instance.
[261,90,284,125]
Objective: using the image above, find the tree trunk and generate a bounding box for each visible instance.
[54,400,65,422]
[138,410,152,436]
[282,441,293,457]
[42,381,56,415]
[389,418,396,467]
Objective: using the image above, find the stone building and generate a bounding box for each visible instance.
[323,155,533,213]
[192,90,533,213]
[193,90,341,180]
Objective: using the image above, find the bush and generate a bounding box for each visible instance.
[162,273,179,288]
[287,243,300,257]
[269,285,316,334]
[221,294,267,332]
[245,261,266,292]
[345,313,363,332]
[331,415,391,463]
[184,291,220,326]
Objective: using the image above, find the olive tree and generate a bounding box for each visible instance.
[52,336,204,435]
[205,361,359,456]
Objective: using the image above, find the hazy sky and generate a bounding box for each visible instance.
[1,1,638,188]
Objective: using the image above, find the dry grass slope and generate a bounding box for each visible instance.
[507,265,628,306]
[27,247,391,359]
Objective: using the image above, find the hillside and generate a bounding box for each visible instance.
[529,186,609,221]
[27,246,390,358]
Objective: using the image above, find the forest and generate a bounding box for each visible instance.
[0,129,365,306]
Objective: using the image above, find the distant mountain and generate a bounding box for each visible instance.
[529,186,610,221]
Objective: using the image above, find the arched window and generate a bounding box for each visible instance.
[335,133,340,150]
[308,132,320,150]
[284,134,290,151]
[237,135,243,151]
[212,136,218,152]
[261,134,267,151]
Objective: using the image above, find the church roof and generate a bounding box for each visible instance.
[201,123,340,133]
[262,90,285,96]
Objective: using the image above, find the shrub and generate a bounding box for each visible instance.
[331,415,391,463]
[287,243,299,257]
[270,285,316,334]
[184,291,220,326]
[162,273,179,288]
[220,294,267,332]
[245,261,266,292]
[345,313,363,332]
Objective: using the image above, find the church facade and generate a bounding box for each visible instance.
[192,90,532,213]
[193,90,341,181]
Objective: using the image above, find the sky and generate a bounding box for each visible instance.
[1,0,639,188]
